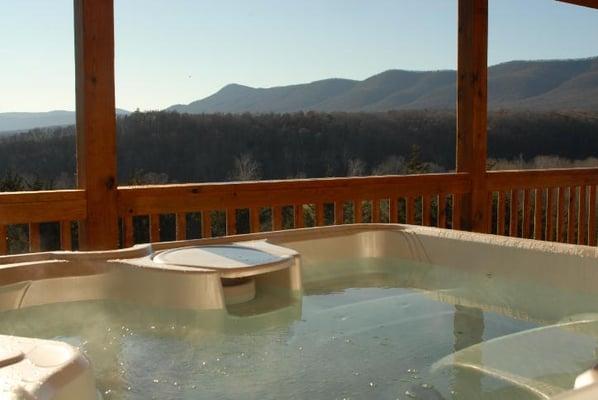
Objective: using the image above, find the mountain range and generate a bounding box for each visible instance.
[2,57,597,133]
[168,57,598,114]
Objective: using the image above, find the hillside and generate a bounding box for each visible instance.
[168,57,598,114]
[2,110,598,187]
[3,57,597,133]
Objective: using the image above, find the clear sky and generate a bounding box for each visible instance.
[1,0,597,112]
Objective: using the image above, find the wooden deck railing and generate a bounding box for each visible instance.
[117,172,471,246]
[487,168,598,246]
[1,168,598,254]
[0,190,86,254]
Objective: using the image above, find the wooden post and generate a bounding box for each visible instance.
[456,0,488,232]
[74,0,119,250]
[0,224,6,255]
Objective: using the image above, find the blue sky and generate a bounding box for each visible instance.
[1,0,597,112]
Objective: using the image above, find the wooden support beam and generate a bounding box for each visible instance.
[354,200,363,223]
[456,0,488,233]
[390,198,399,224]
[226,209,237,235]
[405,196,415,224]
[497,192,506,235]
[422,195,432,226]
[74,0,119,250]
[523,189,532,238]
[546,188,555,241]
[372,200,381,223]
[534,189,543,240]
[568,187,576,244]
[175,213,186,240]
[590,186,597,246]
[578,185,587,245]
[315,203,325,226]
[335,201,344,225]
[557,0,598,10]
[0,225,6,255]
[452,194,462,230]
[150,214,160,242]
[509,189,519,237]
[272,206,283,231]
[60,221,72,251]
[29,223,41,252]
[438,194,447,228]
[250,208,261,232]
[293,205,304,229]
[201,211,211,238]
[557,187,566,242]
[123,216,134,247]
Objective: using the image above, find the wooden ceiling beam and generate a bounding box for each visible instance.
[557,0,598,10]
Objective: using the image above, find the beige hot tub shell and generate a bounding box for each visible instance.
[1,224,598,399]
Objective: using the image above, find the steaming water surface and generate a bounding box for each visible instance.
[2,257,598,399]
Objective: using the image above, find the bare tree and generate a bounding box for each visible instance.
[229,153,262,181]
[347,158,367,176]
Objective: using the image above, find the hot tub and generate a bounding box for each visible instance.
[1,224,598,399]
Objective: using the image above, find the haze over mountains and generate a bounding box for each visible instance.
[2,57,597,133]
[0,109,130,134]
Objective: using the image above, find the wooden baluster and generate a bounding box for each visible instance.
[557,187,565,242]
[438,194,447,228]
[523,189,532,239]
[150,214,160,242]
[497,191,506,236]
[509,189,519,237]
[452,194,462,230]
[226,209,237,235]
[533,189,543,241]
[389,198,399,224]
[29,223,41,252]
[405,196,415,225]
[372,200,381,223]
[60,221,72,251]
[0,224,7,255]
[355,200,363,223]
[315,203,325,226]
[272,206,283,231]
[176,213,187,241]
[250,208,261,232]
[201,211,211,238]
[546,188,554,242]
[422,195,431,226]
[487,191,493,233]
[589,185,597,246]
[578,186,587,245]
[293,205,304,229]
[335,201,344,225]
[123,215,134,247]
[568,187,576,244]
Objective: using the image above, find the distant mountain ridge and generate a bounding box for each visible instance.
[3,57,597,133]
[0,109,130,134]
[168,57,598,114]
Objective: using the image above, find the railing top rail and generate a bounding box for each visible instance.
[117,172,471,216]
[0,190,86,225]
[117,172,471,191]
[487,167,598,190]
[0,189,85,202]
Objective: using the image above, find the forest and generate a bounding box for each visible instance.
[1,109,597,253]
[0,109,597,191]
